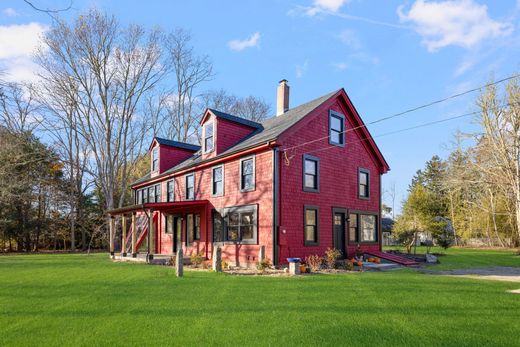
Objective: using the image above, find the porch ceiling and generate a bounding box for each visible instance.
[107,200,209,216]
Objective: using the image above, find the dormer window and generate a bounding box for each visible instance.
[204,121,214,153]
[152,147,159,172]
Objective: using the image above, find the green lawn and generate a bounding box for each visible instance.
[1,250,519,347]
[384,246,520,270]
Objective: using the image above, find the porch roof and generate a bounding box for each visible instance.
[107,200,209,216]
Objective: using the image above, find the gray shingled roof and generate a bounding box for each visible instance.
[132,89,339,186]
[154,137,201,151]
[207,109,263,129]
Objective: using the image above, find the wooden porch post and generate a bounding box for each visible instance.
[121,214,127,256]
[109,216,115,256]
[147,209,155,263]
[131,212,137,257]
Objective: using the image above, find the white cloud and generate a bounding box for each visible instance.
[295,60,309,78]
[0,22,47,82]
[228,32,261,51]
[331,62,348,71]
[306,0,350,16]
[337,29,361,50]
[3,8,19,17]
[398,0,513,52]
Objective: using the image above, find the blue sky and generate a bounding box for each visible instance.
[1,0,520,211]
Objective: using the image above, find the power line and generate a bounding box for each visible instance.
[282,73,520,153]
[284,100,520,161]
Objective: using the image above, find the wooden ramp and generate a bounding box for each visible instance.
[365,251,419,266]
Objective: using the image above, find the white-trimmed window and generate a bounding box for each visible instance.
[166,180,174,202]
[152,147,159,172]
[240,156,255,192]
[204,121,214,153]
[212,205,258,244]
[185,173,195,200]
[329,111,345,146]
[212,165,224,196]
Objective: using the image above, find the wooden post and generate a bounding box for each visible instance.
[147,210,154,263]
[131,212,137,257]
[176,247,184,277]
[109,216,115,256]
[121,215,127,256]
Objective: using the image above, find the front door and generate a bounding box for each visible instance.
[333,211,346,258]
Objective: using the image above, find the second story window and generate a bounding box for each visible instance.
[303,154,319,192]
[142,188,148,203]
[185,173,194,200]
[329,111,345,146]
[240,156,255,192]
[204,121,214,153]
[359,169,370,199]
[166,180,174,202]
[152,147,159,172]
[148,186,155,203]
[154,184,161,203]
[212,165,224,196]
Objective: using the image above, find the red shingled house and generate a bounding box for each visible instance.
[108,80,389,266]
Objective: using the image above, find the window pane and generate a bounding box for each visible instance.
[305,174,316,189]
[206,122,213,137]
[331,115,342,131]
[227,226,239,241]
[166,215,173,234]
[359,172,368,185]
[228,212,239,226]
[305,226,316,242]
[241,212,253,225]
[195,214,200,239]
[243,159,253,174]
[305,209,316,226]
[213,212,223,242]
[214,167,222,181]
[243,174,253,190]
[305,159,316,174]
[360,185,367,197]
[187,214,194,243]
[241,225,254,240]
[334,215,342,225]
[330,131,341,144]
[360,215,376,242]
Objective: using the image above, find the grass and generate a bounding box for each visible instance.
[384,246,520,270]
[0,250,519,347]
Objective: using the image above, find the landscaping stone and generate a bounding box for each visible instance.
[289,261,301,275]
[426,254,438,263]
[212,246,222,272]
[176,248,183,277]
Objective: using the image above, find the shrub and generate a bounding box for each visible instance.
[324,248,342,269]
[345,261,354,271]
[167,256,176,267]
[221,260,229,269]
[202,260,211,270]
[190,251,204,268]
[256,258,272,272]
[305,255,322,272]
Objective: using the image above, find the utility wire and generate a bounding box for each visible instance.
[282,73,520,153]
[285,100,520,160]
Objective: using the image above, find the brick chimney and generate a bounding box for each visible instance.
[276,79,289,116]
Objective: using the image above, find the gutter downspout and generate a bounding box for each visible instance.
[272,147,279,266]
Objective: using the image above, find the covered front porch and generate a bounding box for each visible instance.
[107,200,210,264]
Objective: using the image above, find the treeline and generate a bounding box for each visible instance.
[395,79,520,249]
[0,9,269,252]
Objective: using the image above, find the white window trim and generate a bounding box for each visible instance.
[203,121,215,154]
[239,155,256,192]
[211,164,225,197]
[152,147,159,172]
